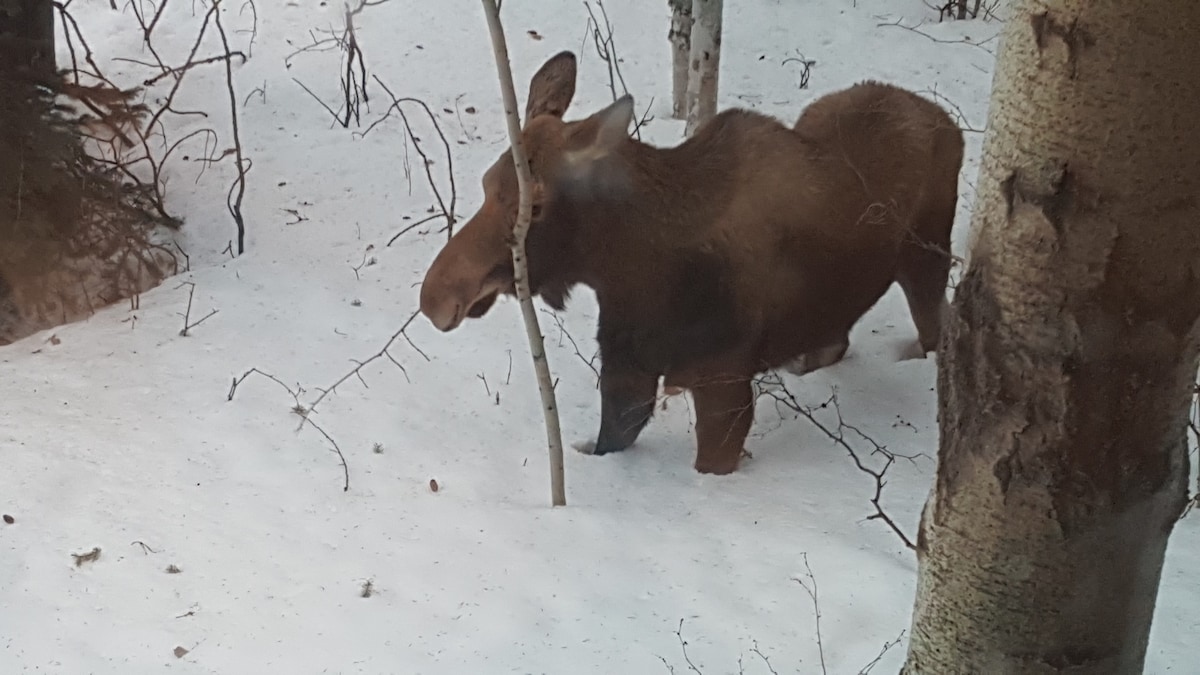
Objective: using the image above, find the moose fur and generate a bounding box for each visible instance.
[419,50,964,475]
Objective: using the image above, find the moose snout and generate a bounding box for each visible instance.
[418,210,510,332]
[418,274,464,332]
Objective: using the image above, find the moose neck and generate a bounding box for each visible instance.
[567,120,737,295]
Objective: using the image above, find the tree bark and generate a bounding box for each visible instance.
[683,0,720,137]
[668,0,692,120]
[0,0,55,74]
[479,0,567,507]
[903,1,1200,673]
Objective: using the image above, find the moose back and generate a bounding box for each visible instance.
[419,50,964,475]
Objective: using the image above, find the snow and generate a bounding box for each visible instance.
[1,0,1196,672]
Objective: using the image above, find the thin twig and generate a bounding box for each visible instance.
[793,553,827,675]
[582,0,641,139]
[755,375,920,550]
[918,84,986,133]
[749,640,779,675]
[877,18,998,53]
[213,0,250,254]
[856,630,906,675]
[140,51,248,87]
[227,368,351,491]
[673,619,703,674]
[542,309,600,384]
[386,213,442,246]
[363,78,458,240]
[307,309,423,413]
[176,282,218,335]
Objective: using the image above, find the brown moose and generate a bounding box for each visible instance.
[419,51,963,475]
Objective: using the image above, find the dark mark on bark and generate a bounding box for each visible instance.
[1030,12,1095,80]
[1000,173,1016,219]
[1000,164,1075,236]
[993,455,1013,493]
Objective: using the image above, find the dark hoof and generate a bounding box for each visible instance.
[592,436,633,456]
[572,439,631,456]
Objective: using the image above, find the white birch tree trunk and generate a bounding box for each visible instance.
[683,0,721,137]
[479,0,567,507]
[902,0,1200,672]
[668,0,692,120]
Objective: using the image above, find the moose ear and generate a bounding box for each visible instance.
[559,95,636,198]
[591,94,634,152]
[525,51,577,121]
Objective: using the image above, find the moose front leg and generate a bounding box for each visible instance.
[689,374,755,475]
[590,361,659,456]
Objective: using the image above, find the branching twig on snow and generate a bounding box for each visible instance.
[227,368,351,491]
[792,553,828,675]
[481,0,567,507]
[176,281,218,335]
[361,78,459,242]
[582,0,650,139]
[747,640,779,675]
[918,84,985,134]
[877,18,998,53]
[931,0,1001,22]
[754,375,921,550]
[856,629,907,675]
[541,309,600,385]
[56,0,253,253]
[306,309,429,414]
[578,0,654,139]
[286,0,382,128]
[213,0,251,254]
[657,618,704,674]
[782,51,817,90]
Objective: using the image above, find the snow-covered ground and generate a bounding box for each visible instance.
[2,0,1196,672]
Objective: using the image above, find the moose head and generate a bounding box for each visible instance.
[419,51,637,332]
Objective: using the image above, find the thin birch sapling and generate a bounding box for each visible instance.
[668,0,693,120]
[479,0,567,507]
[684,0,723,137]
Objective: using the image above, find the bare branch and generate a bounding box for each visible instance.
[362,79,458,241]
[781,52,817,90]
[541,309,599,385]
[877,18,998,53]
[748,641,779,675]
[140,51,248,88]
[307,309,424,413]
[175,281,218,336]
[792,553,828,675]
[582,0,642,139]
[673,619,704,674]
[856,630,906,674]
[227,368,350,491]
[755,375,920,550]
[918,85,986,134]
[213,0,250,254]
[386,213,441,246]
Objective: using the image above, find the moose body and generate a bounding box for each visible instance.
[419,51,964,475]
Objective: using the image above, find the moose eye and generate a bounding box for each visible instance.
[531,203,543,219]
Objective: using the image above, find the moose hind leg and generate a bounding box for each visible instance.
[897,232,954,355]
[690,374,755,475]
[590,363,659,456]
